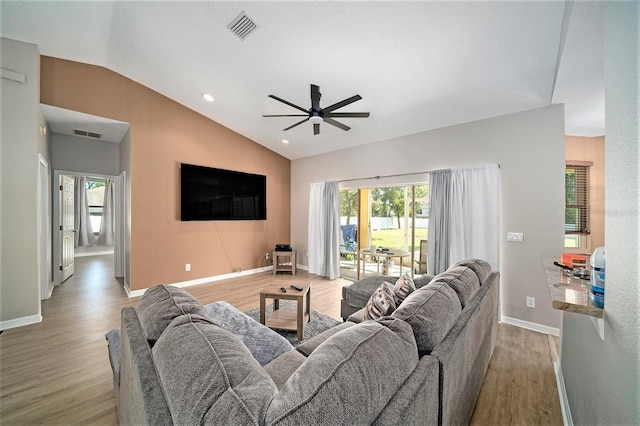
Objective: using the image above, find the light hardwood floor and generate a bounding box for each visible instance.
[0,255,562,425]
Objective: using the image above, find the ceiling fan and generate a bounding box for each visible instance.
[263,84,370,135]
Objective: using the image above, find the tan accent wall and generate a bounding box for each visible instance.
[40,57,291,291]
[565,135,605,253]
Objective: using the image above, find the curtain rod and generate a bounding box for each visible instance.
[338,170,440,183]
[337,164,500,183]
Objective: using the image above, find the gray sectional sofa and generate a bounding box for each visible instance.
[106,259,499,425]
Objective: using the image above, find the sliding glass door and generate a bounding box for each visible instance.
[339,182,429,280]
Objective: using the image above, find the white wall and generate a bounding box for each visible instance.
[561,4,639,424]
[292,105,565,330]
[0,38,41,328]
[51,132,120,175]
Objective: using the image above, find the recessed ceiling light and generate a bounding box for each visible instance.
[202,93,214,102]
[281,139,290,144]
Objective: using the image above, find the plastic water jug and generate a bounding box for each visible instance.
[590,246,605,308]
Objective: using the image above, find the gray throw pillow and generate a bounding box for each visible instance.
[135,284,207,343]
[205,301,294,366]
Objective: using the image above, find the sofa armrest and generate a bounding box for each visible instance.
[295,321,356,357]
[119,307,173,425]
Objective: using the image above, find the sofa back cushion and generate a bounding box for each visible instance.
[451,259,492,283]
[392,281,462,355]
[135,285,207,343]
[152,314,277,425]
[430,265,480,308]
[265,317,418,425]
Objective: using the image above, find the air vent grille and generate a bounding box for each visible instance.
[227,11,257,40]
[73,129,102,139]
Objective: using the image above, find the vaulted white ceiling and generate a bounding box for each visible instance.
[1,1,604,160]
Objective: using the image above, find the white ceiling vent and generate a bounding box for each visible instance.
[227,11,258,40]
[73,129,102,139]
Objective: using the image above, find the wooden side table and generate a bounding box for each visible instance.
[272,250,296,275]
[260,281,311,341]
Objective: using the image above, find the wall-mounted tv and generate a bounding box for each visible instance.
[180,163,266,221]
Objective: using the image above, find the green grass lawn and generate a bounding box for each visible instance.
[370,227,428,251]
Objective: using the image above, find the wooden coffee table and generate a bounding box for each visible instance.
[260,281,312,341]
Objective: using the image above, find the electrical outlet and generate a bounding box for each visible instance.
[526,296,535,308]
[185,263,191,272]
[507,232,524,243]
[265,252,270,260]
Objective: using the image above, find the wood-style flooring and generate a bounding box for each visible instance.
[0,255,562,425]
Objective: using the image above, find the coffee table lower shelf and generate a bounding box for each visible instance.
[265,309,310,332]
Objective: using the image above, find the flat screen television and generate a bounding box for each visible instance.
[180,163,266,221]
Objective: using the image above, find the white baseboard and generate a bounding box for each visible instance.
[501,316,560,336]
[75,250,114,258]
[553,359,574,426]
[0,313,42,331]
[126,266,273,298]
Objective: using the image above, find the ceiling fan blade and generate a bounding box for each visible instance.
[313,123,320,135]
[323,117,351,131]
[328,112,370,118]
[311,84,321,111]
[322,95,362,113]
[262,114,309,117]
[268,95,309,114]
[283,117,309,131]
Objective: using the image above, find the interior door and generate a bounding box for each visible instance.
[60,175,75,282]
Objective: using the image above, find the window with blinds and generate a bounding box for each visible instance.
[565,164,590,234]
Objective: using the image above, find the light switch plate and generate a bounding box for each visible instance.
[507,232,524,242]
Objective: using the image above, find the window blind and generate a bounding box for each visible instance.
[565,165,590,234]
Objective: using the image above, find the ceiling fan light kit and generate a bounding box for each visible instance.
[263,84,370,135]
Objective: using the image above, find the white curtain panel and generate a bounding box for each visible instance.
[74,177,95,247]
[97,178,115,246]
[427,169,452,275]
[449,165,500,270]
[308,182,326,275]
[307,181,341,279]
[321,181,340,280]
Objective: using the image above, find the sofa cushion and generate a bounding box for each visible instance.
[413,274,435,289]
[393,273,416,305]
[392,281,462,355]
[452,259,492,283]
[152,314,277,425]
[430,265,480,308]
[265,317,418,425]
[205,301,294,366]
[135,285,207,343]
[263,350,307,390]
[364,282,397,320]
[296,321,356,357]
